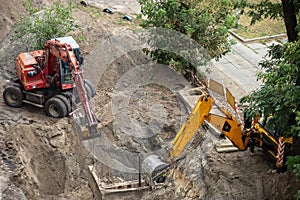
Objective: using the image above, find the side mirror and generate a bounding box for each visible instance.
[79,56,84,65]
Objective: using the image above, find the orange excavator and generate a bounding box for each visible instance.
[3,36,97,134]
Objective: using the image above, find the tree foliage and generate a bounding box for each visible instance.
[12,0,78,50]
[241,43,300,137]
[138,0,236,79]
[240,0,300,198]
[239,0,299,41]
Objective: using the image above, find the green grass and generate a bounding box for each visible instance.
[233,16,286,39]
[232,0,286,39]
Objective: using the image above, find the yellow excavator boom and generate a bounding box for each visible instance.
[143,87,296,184]
[170,94,212,159]
[206,113,249,151]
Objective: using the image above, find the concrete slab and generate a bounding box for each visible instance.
[255,49,269,58]
[231,43,262,67]
[211,39,269,100]
[210,61,260,100]
[247,43,267,50]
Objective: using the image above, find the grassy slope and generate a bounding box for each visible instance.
[232,0,286,39]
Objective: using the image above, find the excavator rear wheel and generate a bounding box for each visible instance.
[72,79,95,104]
[3,86,24,107]
[84,79,96,98]
[45,97,67,118]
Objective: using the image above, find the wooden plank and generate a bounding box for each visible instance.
[103,186,150,194]
[215,146,239,153]
[102,181,145,189]
[88,165,150,199]
[88,165,103,200]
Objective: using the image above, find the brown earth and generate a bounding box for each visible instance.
[0,1,299,200]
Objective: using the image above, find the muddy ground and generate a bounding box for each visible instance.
[0,0,299,199]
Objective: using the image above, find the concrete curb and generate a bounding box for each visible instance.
[229,30,286,43]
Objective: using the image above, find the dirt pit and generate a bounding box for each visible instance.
[0,1,299,200]
[0,119,92,199]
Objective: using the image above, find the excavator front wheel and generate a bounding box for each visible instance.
[45,97,67,118]
[3,86,24,107]
[55,94,71,116]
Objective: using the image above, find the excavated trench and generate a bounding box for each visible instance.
[81,47,192,183]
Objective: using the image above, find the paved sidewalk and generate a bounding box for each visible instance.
[208,39,281,100]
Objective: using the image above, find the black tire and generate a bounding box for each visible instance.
[45,97,67,118]
[72,79,95,104]
[84,83,93,99]
[55,94,72,116]
[84,79,96,98]
[3,86,24,107]
[156,175,166,183]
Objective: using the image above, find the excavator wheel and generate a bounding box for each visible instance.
[72,79,95,103]
[3,86,24,107]
[55,94,72,116]
[45,97,68,118]
[84,84,93,99]
[84,79,96,98]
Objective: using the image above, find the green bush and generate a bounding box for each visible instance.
[138,0,235,79]
[12,0,78,50]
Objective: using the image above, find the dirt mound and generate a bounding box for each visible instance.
[31,151,66,195]
[0,0,50,42]
[0,0,23,42]
[1,120,92,199]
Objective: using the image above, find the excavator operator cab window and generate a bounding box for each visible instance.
[73,48,84,68]
[60,60,73,84]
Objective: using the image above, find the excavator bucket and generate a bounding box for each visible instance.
[142,155,169,185]
[77,124,100,141]
[72,108,99,140]
[88,124,98,136]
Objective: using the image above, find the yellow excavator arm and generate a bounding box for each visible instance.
[170,92,250,160]
[206,111,249,151]
[170,94,212,159]
[143,88,295,184]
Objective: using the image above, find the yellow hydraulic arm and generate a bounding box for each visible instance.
[170,93,250,160]
[206,109,249,151]
[169,89,293,171]
[170,93,212,159]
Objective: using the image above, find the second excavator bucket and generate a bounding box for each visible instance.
[142,154,169,185]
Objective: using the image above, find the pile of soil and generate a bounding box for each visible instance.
[0,0,24,42]
[0,1,299,200]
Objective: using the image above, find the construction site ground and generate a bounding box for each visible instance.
[0,0,299,199]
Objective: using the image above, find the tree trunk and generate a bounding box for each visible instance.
[281,0,298,42]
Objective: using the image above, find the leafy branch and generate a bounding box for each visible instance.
[12,0,78,50]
